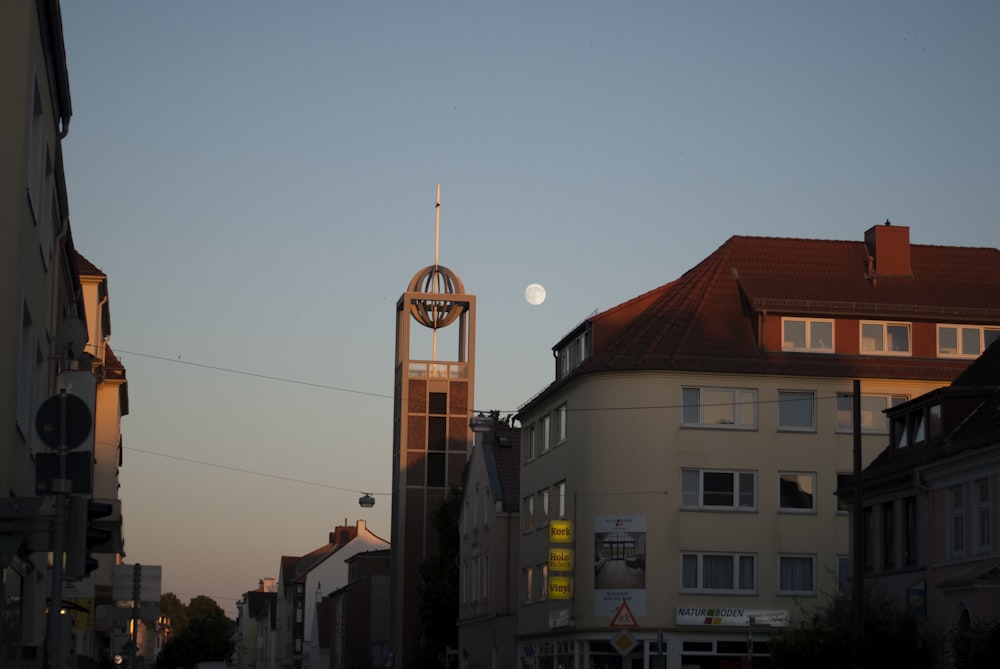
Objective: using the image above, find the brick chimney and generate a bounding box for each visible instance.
[864,221,911,277]
[330,522,359,546]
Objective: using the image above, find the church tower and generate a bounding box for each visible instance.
[390,187,476,667]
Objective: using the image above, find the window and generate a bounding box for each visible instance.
[681,553,756,592]
[538,488,550,527]
[778,473,815,512]
[540,415,551,452]
[837,556,851,595]
[482,489,491,528]
[682,387,757,428]
[883,502,895,569]
[781,318,834,352]
[482,554,490,602]
[682,470,756,510]
[523,495,535,532]
[554,480,566,519]
[27,78,45,221]
[522,566,535,604]
[860,321,911,355]
[976,479,990,554]
[525,426,536,462]
[836,393,907,433]
[836,473,852,513]
[555,404,567,443]
[778,391,815,430]
[863,507,875,572]
[950,486,964,557]
[904,496,918,565]
[937,325,1000,358]
[778,555,815,595]
[539,563,549,601]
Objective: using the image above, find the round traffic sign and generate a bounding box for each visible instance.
[35,392,92,450]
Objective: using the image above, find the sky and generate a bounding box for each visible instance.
[57,1,999,615]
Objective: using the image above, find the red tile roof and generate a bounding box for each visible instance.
[538,230,1000,404]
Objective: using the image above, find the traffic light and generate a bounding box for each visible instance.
[65,498,114,578]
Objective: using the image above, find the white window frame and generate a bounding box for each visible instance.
[976,478,990,554]
[778,472,816,513]
[482,489,491,529]
[860,321,911,356]
[554,480,566,519]
[682,387,757,429]
[539,563,549,601]
[781,317,834,353]
[540,415,551,452]
[523,495,535,532]
[680,552,756,593]
[681,469,756,511]
[836,555,851,595]
[555,404,567,444]
[522,566,534,604]
[836,393,907,434]
[525,425,536,462]
[27,77,45,222]
[937,324,1000,359]
[778,555,816,595]
[538,488,549,527]
[482,554,490,602]
[777,390,816,431]
[950,485,964,558]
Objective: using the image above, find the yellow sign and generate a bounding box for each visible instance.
[549,519,573,544]
[549,547,574,572]
[549,576,573,600]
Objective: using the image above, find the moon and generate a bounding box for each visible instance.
[525,283,546,306]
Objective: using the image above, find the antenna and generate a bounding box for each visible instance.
[432,184,441,360]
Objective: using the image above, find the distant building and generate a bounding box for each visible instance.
[235,578,278,669]
[841,339,1000,636]
[274,520,388,669]
[324,548,391,669]
[515,224,1000,669]
[458,421,520,669]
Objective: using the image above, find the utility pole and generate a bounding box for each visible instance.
[852,379,864,669]
[36,389,92,669]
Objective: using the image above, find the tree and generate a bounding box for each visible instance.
[155,595,234,669]
[160,592,189,635]
[767,590,939,669]
[950,616,1000,669]
[414,486,463,669]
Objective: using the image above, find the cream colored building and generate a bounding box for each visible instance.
[514,224,1000,669]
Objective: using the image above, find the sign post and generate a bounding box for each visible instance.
[36,390,92,669]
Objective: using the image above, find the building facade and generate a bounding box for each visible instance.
[325,549,391,669]
[275,520,388,669]
[844,338,1000,639]
[515,224,1000,669]
[458,422,521,669]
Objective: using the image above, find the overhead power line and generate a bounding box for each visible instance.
[125,445,389,497]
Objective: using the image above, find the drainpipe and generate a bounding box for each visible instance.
[49,216,71,367]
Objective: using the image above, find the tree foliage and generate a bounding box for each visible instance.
[154,594,234,669]
[414,486,463,669]
[950,616,1000,669]
[767,591,938,669]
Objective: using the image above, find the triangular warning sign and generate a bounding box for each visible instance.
[610,600,639,628]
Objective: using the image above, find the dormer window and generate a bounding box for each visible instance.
[937,325,1000,358]
[782,318,834,353]
[861,321,910,355]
